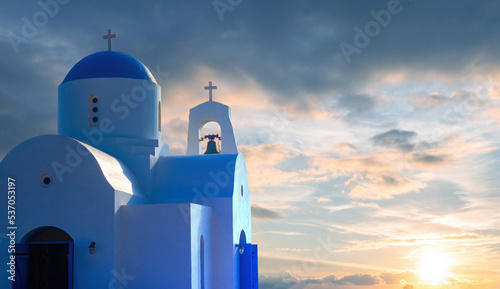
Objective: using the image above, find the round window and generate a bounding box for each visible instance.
[39,174,53,187]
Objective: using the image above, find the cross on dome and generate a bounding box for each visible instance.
[204,81,217,101]
[103,29,117,51]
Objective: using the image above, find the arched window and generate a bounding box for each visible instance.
[158,101,161,132]
[89,94,99,126]
[239,230,247,247]
[200,235,205,289]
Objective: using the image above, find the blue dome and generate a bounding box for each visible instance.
[62,51,157,84]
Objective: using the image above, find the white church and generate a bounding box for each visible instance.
[0,30,258,289]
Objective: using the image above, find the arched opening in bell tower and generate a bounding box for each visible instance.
[200,121,221,155]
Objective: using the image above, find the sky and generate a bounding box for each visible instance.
[1,0,500,288]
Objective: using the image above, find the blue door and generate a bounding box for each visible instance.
[13,244,29,289]
[28,241,73,289]
[240,243,258,289]
[14,227,74,289]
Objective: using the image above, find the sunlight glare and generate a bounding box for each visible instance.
[418,249,451,284]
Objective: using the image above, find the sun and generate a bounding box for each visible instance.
[418,249,452,284]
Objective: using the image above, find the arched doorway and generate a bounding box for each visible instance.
[238,230,247,289]
[15,227,74,289]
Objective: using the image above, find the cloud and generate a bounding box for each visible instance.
[485,107,500,125]
[0,88,56,159]
[260,271,419,289]
[410,93,451,110]
[311,152,426,200]
[260,273,382,289]
[336,273,380,286]
[409,141,497,170]
[324,202,379,213]
[315,197,332,203]
[379,271,419,284]
[252,203,286,219]
[260,274,297,289]
[306,130,496,200]
[260,269,487,289]
[164,117,188,138]
[162,117,189,154]
[410,89,491,124]
[267,231,304,236]
[411,153,446,166]
[336,94,379,118]
[274,247,311,252]
[336,142,357,155]
[240,143,301,190]
[338,233,500,252]
[371,129,416,152]
[345,173,425,200]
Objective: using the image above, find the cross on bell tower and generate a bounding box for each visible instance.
[204,81,217,101]
[103,29,117,51]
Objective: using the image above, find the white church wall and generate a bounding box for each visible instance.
[59,77,162,195]
[231,153,252,288]
[232,153,252,244]
[151,153,239,202]
[120,203,212,288]
[0,135,141,288]
[190,204,213,289]
[58,77,161,143]
[207,197,234,289]
[150,152,251,289]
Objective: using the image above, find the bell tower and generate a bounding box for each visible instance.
[186,81,239,155]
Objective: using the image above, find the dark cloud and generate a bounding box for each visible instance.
[410,93,451,110]
[261,271,419,288]
[410,89,487,113]
[2,1,499,121]
[3,0,500,159]
[0,88,56,159]
[260,273,384,288]
[371,129,416,151]
[335,273,380,286]
[252,204,285,219]
[337,94,379,118]
[164,117,188,138]
[260,273,299,289]
[412,153,445,165]
[379,271,419,285]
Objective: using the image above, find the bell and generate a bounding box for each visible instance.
[204,140,219,154]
